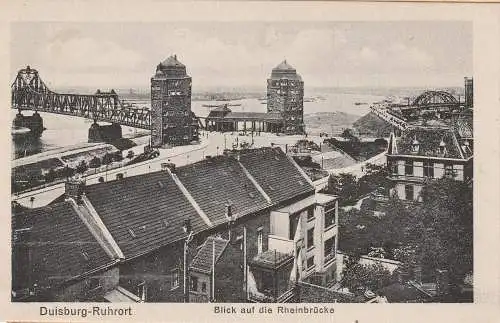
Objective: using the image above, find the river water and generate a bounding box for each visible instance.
[11,92,384,160]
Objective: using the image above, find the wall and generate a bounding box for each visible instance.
[118,241,187,302]
[214,243,246,302]
[189,271,211,303]
[54,267,119,302]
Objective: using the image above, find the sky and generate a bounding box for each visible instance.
[10,21,472,91]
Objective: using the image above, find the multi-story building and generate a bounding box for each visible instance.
[151,55,198,147]
[12,147,339,303]
[267,60,305,135]
[386,125,473,201]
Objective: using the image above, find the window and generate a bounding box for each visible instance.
[423,161,434,178]
[171,269,180,290]
[324,206,336,229]
[289,216,299,240]
[405,160,413,175]
[405,185,414,200]
[88,277,100,290]
[201,282,207,293]
[444,164,455,178]
[324,237,335,262]
[307,228,314,249]
[257,227,263,254]
[136,282,147,302]
[190,276,198,291]
[307,256,315,269]
[307,207,315,221]
[236,235,244,250]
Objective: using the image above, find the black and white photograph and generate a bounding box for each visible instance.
[9,19,476,306]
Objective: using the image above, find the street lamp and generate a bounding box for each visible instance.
[182,217,193,303]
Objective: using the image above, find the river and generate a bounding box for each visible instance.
[11,92,384,160]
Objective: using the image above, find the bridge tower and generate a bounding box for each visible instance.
[150,55,198,147]
[267,60,305,135]
[464,77,473,109]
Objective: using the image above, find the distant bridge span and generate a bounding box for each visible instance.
[11,66,151,129]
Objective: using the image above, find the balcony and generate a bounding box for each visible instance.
[388,174,429,183]
[268,235,294,254]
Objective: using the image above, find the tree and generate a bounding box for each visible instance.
[44,168,56,183]
[76,160,88,174]
[113,152,123,162]
[89,156,102,169]
[414,179,473,284]
[326,173,358,204]
[342,263,395,294]
[102,153,114,165]
[341,128,356,140]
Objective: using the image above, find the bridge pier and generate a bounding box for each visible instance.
[13,111,45,137]
[88,122,122,143]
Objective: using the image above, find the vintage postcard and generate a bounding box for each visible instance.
[1,1,499,322]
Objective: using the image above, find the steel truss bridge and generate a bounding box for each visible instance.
[371,90,468,131]
[11,66,151,129]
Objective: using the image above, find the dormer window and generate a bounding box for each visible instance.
[411,137,420,153]
[439,139,446,155]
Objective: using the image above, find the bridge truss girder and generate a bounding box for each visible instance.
[11,66,151,130]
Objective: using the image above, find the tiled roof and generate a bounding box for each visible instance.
[12,201,114,289]
[176,156,270,225]
[393,126,472,159]
[85,171,207,259]
[189,236,229,273]
[238,147,315,204]
[455,118,473,139]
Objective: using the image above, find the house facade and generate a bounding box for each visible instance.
[386,124,473,201]
[13,147,339,303]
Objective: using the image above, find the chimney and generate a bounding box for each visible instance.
[226,203,233,220]
[65,178,85,204]
[183,217,192,234]
[162,162,176,173]
[436,269,450,297]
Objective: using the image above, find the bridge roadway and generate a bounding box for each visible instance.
[369,104,408,131]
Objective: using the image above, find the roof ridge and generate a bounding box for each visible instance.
[167,169,213,228]
[78,195,124,259]
[283,150,315,186]
[236,160,272,204]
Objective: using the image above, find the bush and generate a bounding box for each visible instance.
[89,156,102,168]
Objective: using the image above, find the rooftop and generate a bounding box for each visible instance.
[155,54,188,78]
[389,126,472,159]
[270,60,303,81]
[85,171,207,259]
[12,201,115,290]
[176,156,270,225]
[189,236,229,274]
[238,147,315,204]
